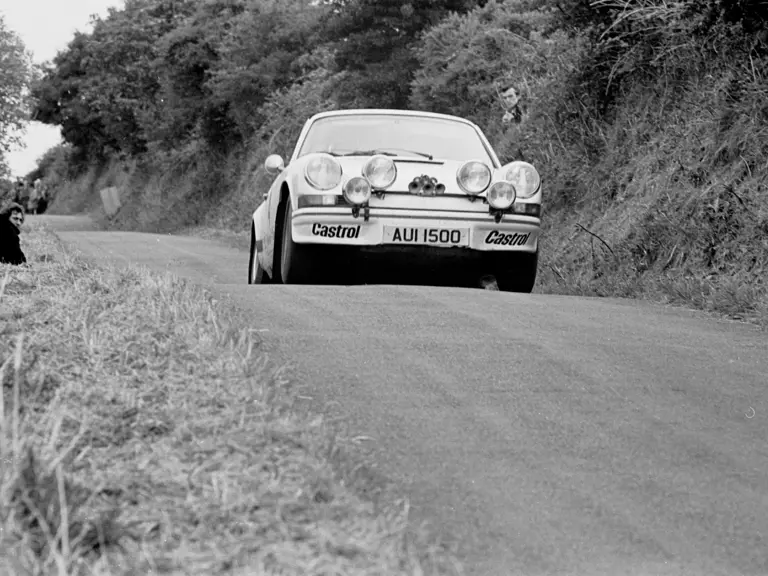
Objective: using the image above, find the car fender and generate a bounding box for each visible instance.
[255,164,293,278]
[266,159,306,230]
[270,154,341,236]
[261,163,301,271]
[282,155,332,210]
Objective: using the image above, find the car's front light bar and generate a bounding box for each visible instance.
[297,194,345,209]
[488,198,542,223]
[512,202,541,217]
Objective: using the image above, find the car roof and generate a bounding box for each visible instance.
[306,108,482,129]
[292,108,500,167]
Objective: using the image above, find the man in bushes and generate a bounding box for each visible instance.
[0,202,27,265]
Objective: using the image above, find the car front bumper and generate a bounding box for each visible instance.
[291,207,540,253]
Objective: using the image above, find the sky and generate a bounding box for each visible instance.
[2,0,125,178]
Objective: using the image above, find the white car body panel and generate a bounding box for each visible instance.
[252,109,542,279]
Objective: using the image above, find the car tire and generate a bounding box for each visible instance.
[492,251,538,293]
[248,225,272,284]
[277,200,315,284]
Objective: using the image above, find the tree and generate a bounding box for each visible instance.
[0,14,36,177]
[321,0,485,108]
[81,0,197,155]
[30,0,197,163]
[148,0,248,152]
[32,32,110,165]
[204,0,329,140]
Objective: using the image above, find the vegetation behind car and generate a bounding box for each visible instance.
[13,0,768,321]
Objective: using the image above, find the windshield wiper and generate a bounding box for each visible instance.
[335,149,398,157]
[374,148,434,160]
[331,148,434,160]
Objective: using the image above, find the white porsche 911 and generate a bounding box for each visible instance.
[248,109,542,292]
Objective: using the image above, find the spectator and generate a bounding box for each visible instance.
[0,202,27,265]
[496,81,523,125]
[28,179,45,214]
[13,179,22,202]
[36,189,49,214]
[14,179,30,212]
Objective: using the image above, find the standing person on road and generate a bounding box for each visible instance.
[0,202,27,265]
[13,179,24,205]
[35,181,50,214]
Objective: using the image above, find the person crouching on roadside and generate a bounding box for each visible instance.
[0,203,27,265]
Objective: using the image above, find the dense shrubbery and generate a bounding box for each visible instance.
[27,0,768,177]
[28,0,767,179]
[23,0,768,320]
[29,0,489,170]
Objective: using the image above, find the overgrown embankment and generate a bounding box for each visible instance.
[0,224,462,575]
[530,5,768,326]
[34,0,768,326]
[44,146,261,245]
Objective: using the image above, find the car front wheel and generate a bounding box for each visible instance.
[248,225,272,284]
[492,251,538,293]
[277,201,316,284]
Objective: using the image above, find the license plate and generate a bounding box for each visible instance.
[383,226,469,247]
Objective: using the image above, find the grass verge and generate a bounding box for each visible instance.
[0,224,463,575]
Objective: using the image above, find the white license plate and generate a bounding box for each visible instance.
[383,226,469,247]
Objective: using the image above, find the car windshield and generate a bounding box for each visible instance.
[296,114,497,165]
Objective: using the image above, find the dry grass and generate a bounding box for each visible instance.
[0,224,463,576]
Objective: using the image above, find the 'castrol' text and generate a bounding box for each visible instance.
[484,231,529,246]
[312,223,361,239]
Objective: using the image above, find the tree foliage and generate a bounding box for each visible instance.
[32,1,197,163]
[205,0,330,139]
[411,1,556,123]
[319,0,485,108]
[26,0,768,185]
[0,14,36,177]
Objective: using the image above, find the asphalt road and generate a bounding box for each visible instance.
[34,215,768,576]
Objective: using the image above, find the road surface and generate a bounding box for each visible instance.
[34,216,768,576]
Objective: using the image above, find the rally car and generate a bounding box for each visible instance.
[248,109,542,292]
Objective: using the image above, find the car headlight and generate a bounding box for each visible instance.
[487,182,517,210]
[457,161,492,195]
[343,176,371,205]
[505,162,540,199]
[363,155,397,189]
[305,154,342,191]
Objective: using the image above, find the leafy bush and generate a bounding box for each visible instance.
[411,1,556,128]
[205,0,329,140]
[251,58,344,160]
[410,0,589,179]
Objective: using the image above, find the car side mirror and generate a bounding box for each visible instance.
[264,154,285,175]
